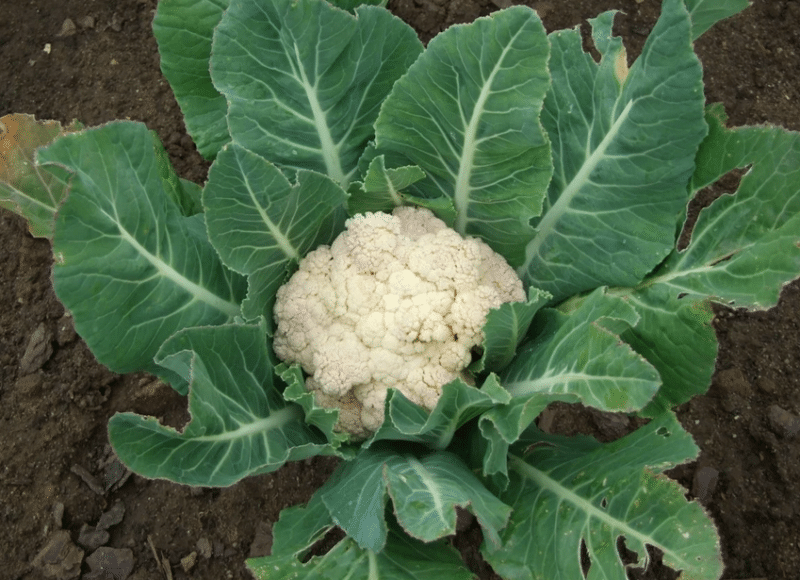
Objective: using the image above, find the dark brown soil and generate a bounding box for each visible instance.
[1,1,798,579]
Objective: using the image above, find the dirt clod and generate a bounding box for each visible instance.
[31,530,84,580]
[19,322,53,374]
[767,405,800,439]
[84,547,135,580]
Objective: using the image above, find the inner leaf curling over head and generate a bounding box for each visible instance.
[272,206,525,439]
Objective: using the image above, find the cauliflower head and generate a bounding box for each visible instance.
[273,206,525,439]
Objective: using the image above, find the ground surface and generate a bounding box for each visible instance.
[1,0,799,579]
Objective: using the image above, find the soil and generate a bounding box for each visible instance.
[1,0,798,579]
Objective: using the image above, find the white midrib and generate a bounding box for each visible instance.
[453,29,525,234]
[190,406,303,442]
[518,99,635,276]
[294,43,347,187]
[506,371,649,397]
[509,454,690,568]
[116,225,241,318]
[241,164,300,262]
[408,456,447,525]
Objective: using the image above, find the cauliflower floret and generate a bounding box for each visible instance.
[272,206,525,439]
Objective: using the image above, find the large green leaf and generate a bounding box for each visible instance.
[374,6,551,266]
[367,377,510,451]
[318,448,510,552]
[0,114,80,238]
[619,104,800,413]
[518,0,707,301]
[483,412,722,580]
[684,0,750,40]
[109,322,329,486]
[153,0,231,159]
[203,144,348,320]
[501,288,661,413]
[210,0,422,186]
[475,391,579,491]
[654,105,800,309]
[383,451,510,547]
[38,122,246,377]
[470,286,551,374]
[248,495,475,580]
[477,289,659,487]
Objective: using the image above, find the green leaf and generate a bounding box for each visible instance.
[374,6,552,266]
[657,105,800,310]
[501,288,661,412]
[269,492,334,558]
[476,390,578,489]
[483,412,723,580]
[248,500,474,580]
[320,448,396,552]
[38,122,246,376]
[471,285,551,374]
[108,321,329,487]
[0,114,80,238]
[477,286,662,484]
[211,0,422,186]
[151,130,204,216]
[368,377,510,451]
[153,0,231,159]
[621,287,717,415]
[684,0,751,40]
[384,451,511,547]
[278,362,358,450]
[519,0,707,301]
[319,448,510,552]
[348,155,426,215]
[617,104,800,413]
[328,0,388,12]
[203,144,348,320]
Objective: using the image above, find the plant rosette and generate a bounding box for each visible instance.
[1,0,798,577]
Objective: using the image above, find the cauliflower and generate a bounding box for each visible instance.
[273,206,525,439]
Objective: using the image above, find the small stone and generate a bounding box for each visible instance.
[57,18,77,37]
[756,377,777,394]
[52,502,65,530]
[197,537,212,559]
[15,373,43,396]
[103,457,129,491]
[55,314,77,346]
[692,466,719,503]
[767,405,800,438]
[84,547,135,580]
[70,464,105,496]
[97,500,125,530]
[110,13,123,32]
[77,524,110,552]
[31,530,84,579]
[20,322,53,374]
[181,551,197,573]
[537,406,558,434]
[78,15,96,29]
